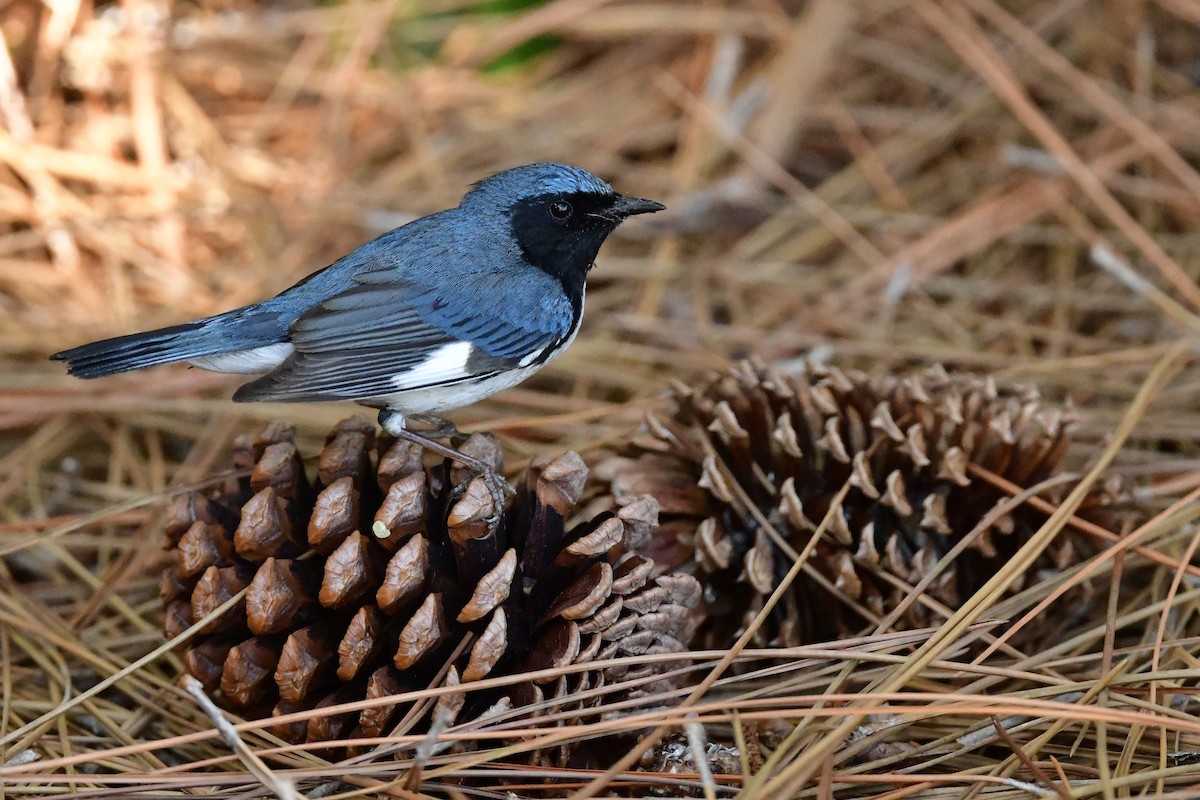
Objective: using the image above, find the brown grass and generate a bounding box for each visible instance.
[4,0,1200,797]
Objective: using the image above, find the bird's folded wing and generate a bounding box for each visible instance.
[233,279,572,403]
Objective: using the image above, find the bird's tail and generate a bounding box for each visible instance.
[51,309,282,379]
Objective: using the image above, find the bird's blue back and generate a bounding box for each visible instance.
[261,219,573,357]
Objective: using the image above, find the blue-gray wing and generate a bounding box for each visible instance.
[233,276,574,403]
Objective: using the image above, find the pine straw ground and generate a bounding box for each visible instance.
[3,0,1200,797]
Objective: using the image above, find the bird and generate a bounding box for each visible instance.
[52,162,664,509]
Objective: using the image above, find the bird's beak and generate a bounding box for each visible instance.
[610,194,666,218]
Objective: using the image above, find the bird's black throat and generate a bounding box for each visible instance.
[509,190,621,311]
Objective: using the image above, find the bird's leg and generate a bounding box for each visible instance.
[377,409,512,524]
[408,414,462,441]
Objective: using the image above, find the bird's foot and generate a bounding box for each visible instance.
[477,467,514,528]
[380,410,513,529]
[449,461,513,529]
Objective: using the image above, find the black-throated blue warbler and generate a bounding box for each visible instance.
[53,163,664,506]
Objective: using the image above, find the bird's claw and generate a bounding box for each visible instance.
[479,469,514,529]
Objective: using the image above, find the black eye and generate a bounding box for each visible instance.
[549,200,572,220]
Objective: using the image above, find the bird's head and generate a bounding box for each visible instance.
[461,163,664,297]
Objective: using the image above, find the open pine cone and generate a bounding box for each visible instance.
[602,361,1112,648]
[161,418,702,746]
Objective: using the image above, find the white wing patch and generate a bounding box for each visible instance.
[190,343,294,374]
[390,340,474,390]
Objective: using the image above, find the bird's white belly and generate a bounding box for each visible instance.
[365,363,546,415]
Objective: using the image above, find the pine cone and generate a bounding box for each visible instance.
[162,417,702,748]
[601,361,1109,647]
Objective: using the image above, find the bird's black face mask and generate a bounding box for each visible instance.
[510,191,651,303]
